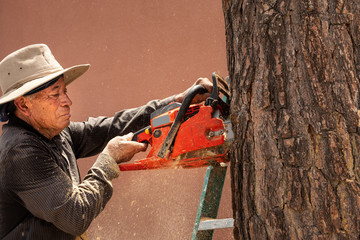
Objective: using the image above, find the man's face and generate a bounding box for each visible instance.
[25,77,72,138]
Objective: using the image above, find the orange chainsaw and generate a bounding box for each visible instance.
[119,72,233,171]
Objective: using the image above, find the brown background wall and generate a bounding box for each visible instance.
[0,1,233,239]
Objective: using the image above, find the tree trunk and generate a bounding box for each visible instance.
[222,0,360,239]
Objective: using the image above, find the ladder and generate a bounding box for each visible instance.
[191,164,234,240]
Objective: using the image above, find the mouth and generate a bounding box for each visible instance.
[61,113,71,119]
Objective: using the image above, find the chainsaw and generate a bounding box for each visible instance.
[119,72,233,171]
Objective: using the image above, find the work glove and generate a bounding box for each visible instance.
[102,133,147,164]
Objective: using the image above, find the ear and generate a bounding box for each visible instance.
[14,97,31,116]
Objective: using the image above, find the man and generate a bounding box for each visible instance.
[0,44,212,239]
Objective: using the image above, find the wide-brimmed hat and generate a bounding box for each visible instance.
[0,44,90,104]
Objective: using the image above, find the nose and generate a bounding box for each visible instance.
[60,92,72,107]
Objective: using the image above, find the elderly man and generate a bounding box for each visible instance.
[0,44,212,239]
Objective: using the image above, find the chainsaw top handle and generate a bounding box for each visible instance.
[157,84,207,158]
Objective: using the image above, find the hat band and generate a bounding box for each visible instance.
[4,67,63,95]
[24,75,61,96]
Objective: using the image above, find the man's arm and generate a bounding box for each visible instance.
[5,140,121,236]
[68,97,174,159]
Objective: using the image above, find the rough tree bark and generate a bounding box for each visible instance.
[222,0,360,239]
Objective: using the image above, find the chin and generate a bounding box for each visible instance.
[64,120,71,127]
[60,120,71,129]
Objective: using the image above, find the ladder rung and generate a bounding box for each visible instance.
[198,218,234,231]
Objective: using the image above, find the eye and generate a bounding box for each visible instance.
[49,93,60,99]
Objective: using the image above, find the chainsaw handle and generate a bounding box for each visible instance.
[181,85,208,108]
[132,126,152,144]
[157,85,207,158]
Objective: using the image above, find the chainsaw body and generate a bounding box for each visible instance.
[119,73,231,171]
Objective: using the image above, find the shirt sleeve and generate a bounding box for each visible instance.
[4,140,119,236]
[68,96,174,158]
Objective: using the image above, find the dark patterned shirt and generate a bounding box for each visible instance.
[0,97,173,240]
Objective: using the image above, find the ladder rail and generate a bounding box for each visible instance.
[191,164,233,240]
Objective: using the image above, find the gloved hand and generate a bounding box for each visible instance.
[174,77,213,104]
[102,133,147,164]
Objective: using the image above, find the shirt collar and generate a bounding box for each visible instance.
[8,115,61,142]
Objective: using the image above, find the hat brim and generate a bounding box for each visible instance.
[0,64,90,104]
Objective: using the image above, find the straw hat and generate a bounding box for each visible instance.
[0,44,89,104]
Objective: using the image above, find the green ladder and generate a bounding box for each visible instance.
[191,164,234,240]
